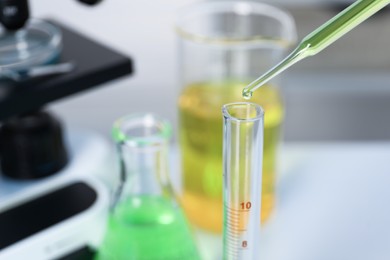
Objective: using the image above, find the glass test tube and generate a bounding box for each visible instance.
[222,102,264,260]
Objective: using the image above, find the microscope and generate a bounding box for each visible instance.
[0,0,102,31]
[0,1,133,259]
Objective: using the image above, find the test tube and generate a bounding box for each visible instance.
[222,102,264,260]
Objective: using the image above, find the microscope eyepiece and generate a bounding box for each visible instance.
[0,0,102,31]
[77,0,102,6]
[0,0,29,31]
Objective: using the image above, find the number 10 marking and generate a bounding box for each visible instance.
[240,202,251,209]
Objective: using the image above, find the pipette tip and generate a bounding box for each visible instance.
[242,89,253,100]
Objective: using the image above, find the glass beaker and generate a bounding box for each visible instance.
[176,1,296,232]
[222,102,264,260]
[95,114,199,260]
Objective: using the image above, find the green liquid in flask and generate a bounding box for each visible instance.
[95,195,199,260]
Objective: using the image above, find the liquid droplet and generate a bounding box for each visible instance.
[242,89,253,100]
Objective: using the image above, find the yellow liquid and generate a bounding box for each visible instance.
[179,80,283,233]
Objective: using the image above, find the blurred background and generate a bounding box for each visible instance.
[35,0,390,141]
[2,0,390,259]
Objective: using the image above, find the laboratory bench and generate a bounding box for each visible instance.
[194,142,390,260]
[2,140,390,260]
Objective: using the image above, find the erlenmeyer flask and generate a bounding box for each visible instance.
[95,114,199,260]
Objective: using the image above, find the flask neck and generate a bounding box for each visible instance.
[111,114,174,209]
[117,141,173,198]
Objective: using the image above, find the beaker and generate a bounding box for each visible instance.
[222,102,264,260]
[95,114,199,260]
[176,1,296,232]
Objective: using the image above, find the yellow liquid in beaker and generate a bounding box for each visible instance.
[179,80,283,233]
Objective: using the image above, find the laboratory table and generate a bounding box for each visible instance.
[195,142,390,260]
[2,141,390,260]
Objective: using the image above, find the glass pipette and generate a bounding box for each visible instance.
[243,0,390,99]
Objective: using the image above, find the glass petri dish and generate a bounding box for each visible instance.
[0,19,62,72]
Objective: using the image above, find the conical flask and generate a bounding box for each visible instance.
[96,114,199,260]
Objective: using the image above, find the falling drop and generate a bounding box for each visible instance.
[242,89,253,100]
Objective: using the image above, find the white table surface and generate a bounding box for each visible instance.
[194,142,390,260]
[2,140,390,260]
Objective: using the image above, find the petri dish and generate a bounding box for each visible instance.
[0,19,62,72]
